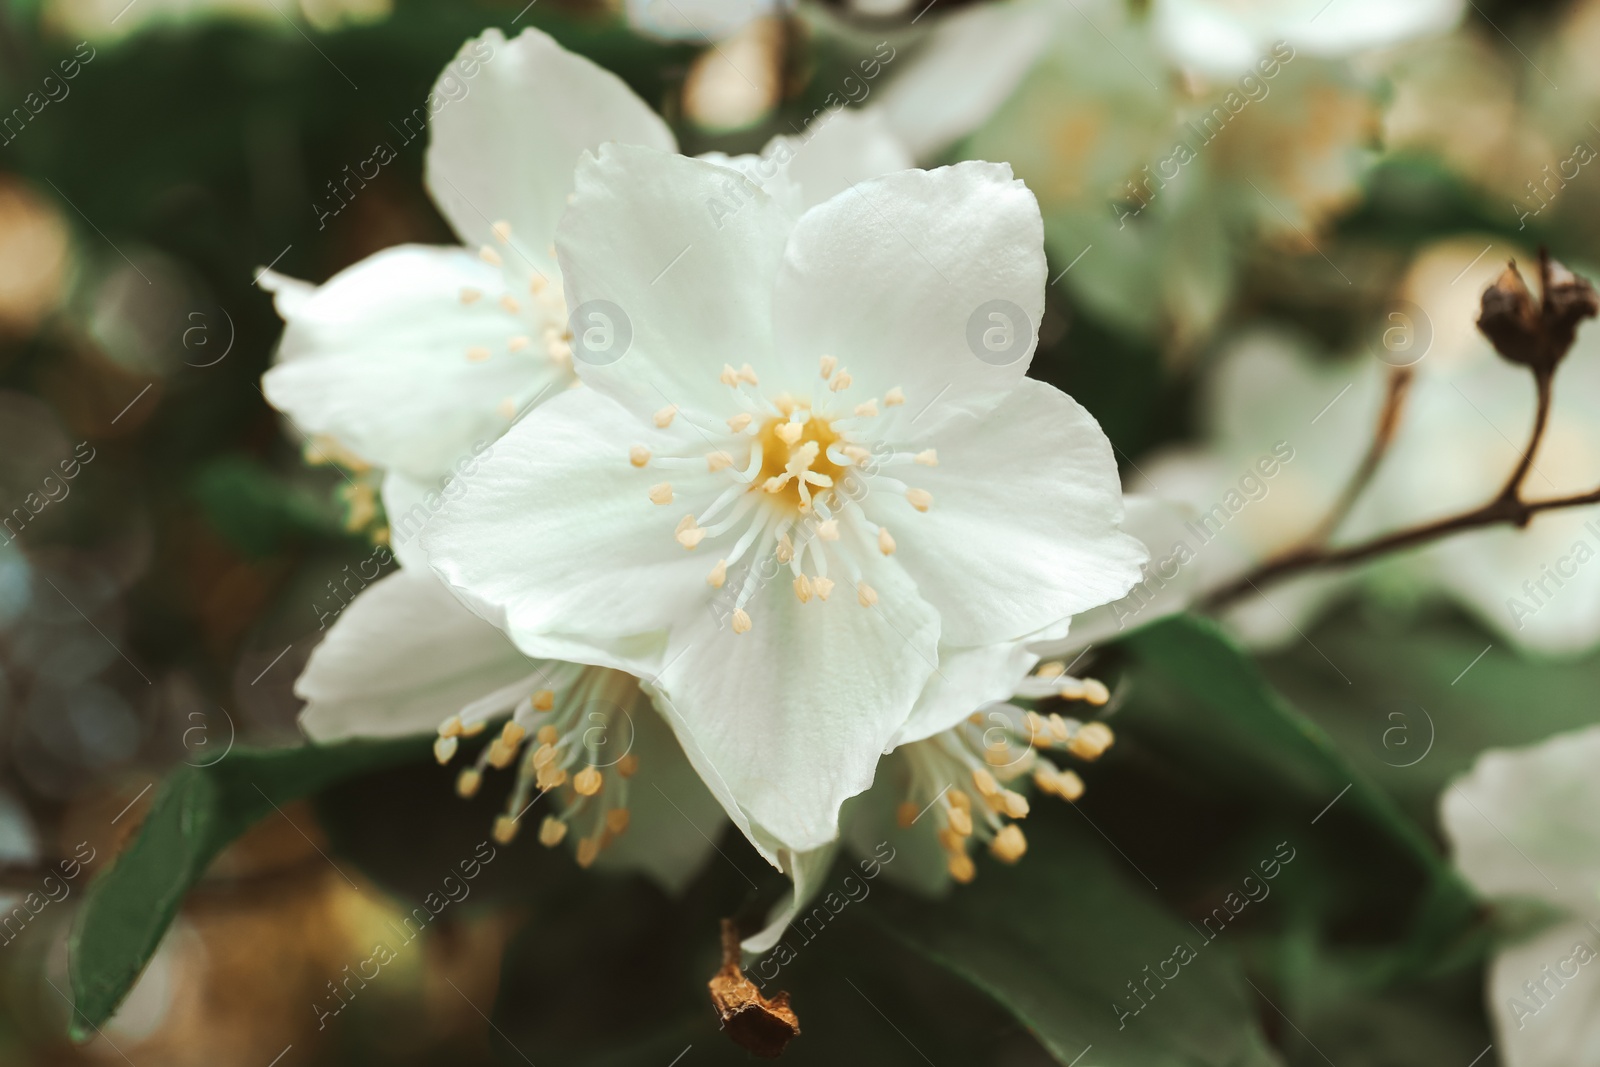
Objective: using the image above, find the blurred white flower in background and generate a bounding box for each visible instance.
[1442,725,1600,1067]
[878,0,1453,347]
[625,0,782,42]
[424,145,1145,865]
[1150,0,1463,77]
[1141,328,1386,646]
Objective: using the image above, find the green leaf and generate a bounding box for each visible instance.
[1121,614,1481,978]
[66,737,427,1037]
[868,814,1283,1067]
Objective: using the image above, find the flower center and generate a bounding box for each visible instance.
[632,357,938,634]
[755,408,846,514]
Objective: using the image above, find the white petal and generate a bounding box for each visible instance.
[422,386,720,662]
[742,844,837,956]
[261,246,559,483]
[652,557,941,853]
[841,753,955,895]
[381,472,437,571]
[296,569,537,741]
[877,0,1057,159]
[771,161,1045,431]
[764,106,913,210]
[592,692,729,894]
[555,144,795,419]
[891,639,1037,747]
[1486,917,1600,1067]
[876,378,1147,646]
[425,28,675,275]
[1032,494,1201,657]
[1441,725,1600,916]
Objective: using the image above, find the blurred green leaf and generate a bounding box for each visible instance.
[67,737,426,1037]
[1122,614,1482,980]
[870,812,1284,1067]
[190,455,345,556]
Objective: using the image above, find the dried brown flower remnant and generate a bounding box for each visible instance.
[1477,251,1599,374]
[708,919,800,1058]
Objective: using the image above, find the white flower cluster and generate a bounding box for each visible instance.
[262,27,1169,949]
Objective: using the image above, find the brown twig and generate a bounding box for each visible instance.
[1299,366,1415,549]
[708,918,800,1058]
[1204,251,1597,612]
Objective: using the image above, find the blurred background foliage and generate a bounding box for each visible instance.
[0,0,1597,1062]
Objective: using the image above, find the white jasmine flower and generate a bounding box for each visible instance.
[424,145,1146,860]
[1150,0,1462,78]
[259,27,676,488]
[1441,726,1600,1067]
[298,566,728,891]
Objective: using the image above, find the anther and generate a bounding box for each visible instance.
[820,355,837,378]
[654,405,677,428]
[648,483,673,505]
[878,527,897,555]
[732,609,753,634]
[539,816,567,847]
[630,445,651,467]
[885,386,905,406]
[914,449,938,466]
[1068,722,1115,761]
[573,766,603,796]
[906,488,933,512]
[990,825,1027,863]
